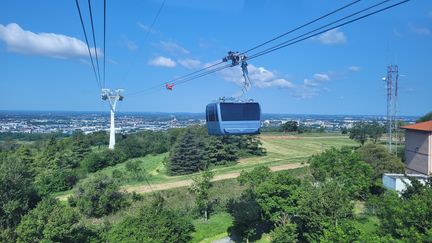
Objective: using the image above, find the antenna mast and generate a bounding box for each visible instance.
[102,89,124,149]
[383,65,398,153]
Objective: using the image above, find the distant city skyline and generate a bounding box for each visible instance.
[0,110,419,135]
[0,0,431,116]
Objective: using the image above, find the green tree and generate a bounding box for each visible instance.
[297,181,353,242]
[206,136,238,166]
[125,160,146,181]
[81,149,126,173]
[33,137,79,195]
[270,220,298,243]
[85,130,109,148]
[340,127,348,134]
[349,122,369,145]
[168,127,207,175]
[375,185,432,242]
[255,171,302,223]
[16,198,97,243]
[107,198,194,243]
[238,166,272,192]
[367,122,385,144]
[239,135,266,156]
[227,194,264,243]
[309,147,373,199]
[189,169,214,221]
[227,167,273,243]
[0,154,39,239]
[416,111,432,122]
[281,121,298,133]
[69,175,126,217]
[116,131,170,159]
[319,220,363,243]
[70,131,91,164]
[357,143,405,181]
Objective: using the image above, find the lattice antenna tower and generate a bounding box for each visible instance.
[382,65,398,153]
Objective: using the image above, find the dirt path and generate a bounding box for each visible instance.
[125,163,305,194]
[57,163,306,201]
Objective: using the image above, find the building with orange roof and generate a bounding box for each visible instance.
[401,120,432,175]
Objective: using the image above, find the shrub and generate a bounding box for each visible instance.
[107,199,194,242]
[69,175,127,217]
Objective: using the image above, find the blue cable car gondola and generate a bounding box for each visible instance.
[206,101,261,136]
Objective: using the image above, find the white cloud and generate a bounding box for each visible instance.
[136,21,157,33]
[303,73,330,87]
[159,41,190,55]
[313,73,330,82]
[409,25,431,35]
[178,58,202,69]
[219,64,294,89]
[393,28,402,38]
[108,58,118,64]
[123,39,138,51]
[317,28,347,45]
[214,59,338,99]
[148,56,176,68]
[348,66,361,72]
[294,73,333,99]
[0,23,101,59]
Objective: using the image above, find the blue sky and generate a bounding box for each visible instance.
[0,0,430,116]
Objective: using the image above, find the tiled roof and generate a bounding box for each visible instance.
[401,120,432,132]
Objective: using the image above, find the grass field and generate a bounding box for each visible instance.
[56,133,357,199]
[122,133,354,184]
[191,213,233,243]
[60,133,358,242]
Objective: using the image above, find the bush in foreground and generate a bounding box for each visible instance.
[107,197,194,242]
[16,198,98,242]
[69,175,127,218]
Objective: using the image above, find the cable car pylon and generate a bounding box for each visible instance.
[101,88,124,149]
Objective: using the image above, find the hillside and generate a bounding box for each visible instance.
[56,133,356,199]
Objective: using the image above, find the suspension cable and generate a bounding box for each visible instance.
[121,0,167,85]
[126,0,365,96]
[129,0,410,97]
[103,0,107,88]
[87,0,102,87]
[241,0,362,55]
[74,0,101,89]
[249,0,409,60]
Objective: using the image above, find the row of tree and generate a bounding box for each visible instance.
[225,144,409,242]
[347,121,386,145]
[262,121,326,133]
[0,125,267,241]
[168,126,266,175]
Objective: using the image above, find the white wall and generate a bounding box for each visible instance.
[404,130,431,175]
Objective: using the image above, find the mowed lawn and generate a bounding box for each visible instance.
[143,133,355,184]
[59,133,357,196]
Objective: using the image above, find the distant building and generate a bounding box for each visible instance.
[382,173,429,194]
[401,120,432,175]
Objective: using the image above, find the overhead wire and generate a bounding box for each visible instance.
[103,0,107,88]
[87,0,102,87]
[170,0,410,88]
[126,61,226,95]
[121,0,167,85]
[75,0,101,89]
[129,0,410,97]
[126,0,363,96]
[248,0,397,60]
[240,0,362,55]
